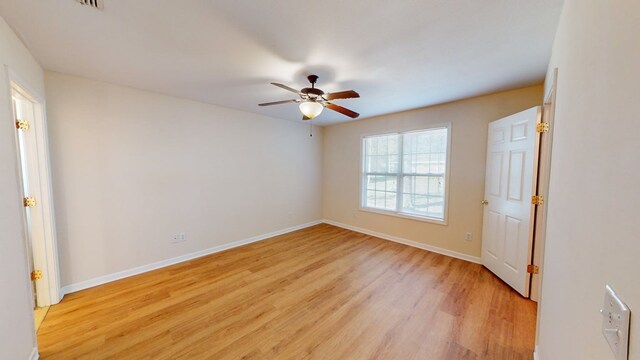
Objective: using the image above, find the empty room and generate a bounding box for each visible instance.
[1,1,639,359]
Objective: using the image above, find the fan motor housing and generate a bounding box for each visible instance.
[301,87,324,97]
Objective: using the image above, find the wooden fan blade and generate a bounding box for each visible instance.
[271,82,301,94]
[325,103,360,118]
[258,99,298,106]
[323,90,360,101]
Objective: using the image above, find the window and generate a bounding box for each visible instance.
[361,126,450,223]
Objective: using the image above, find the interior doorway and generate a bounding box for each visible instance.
[9,77,61,331]
[480,74,557,301]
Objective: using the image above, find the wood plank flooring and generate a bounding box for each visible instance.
[38,224,537,359]
[34,306,50,332]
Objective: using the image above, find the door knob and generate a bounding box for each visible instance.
[481,200,489,206]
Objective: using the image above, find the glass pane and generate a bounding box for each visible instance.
[366,190,376,207]
[401,175,445,219]
[375,176,382,191]
[364,134,400,175]
[378,136,388,156]
[369,137,378,155]
[385,176,397,193]
[366,175,376,190]
[364,175,397,211]
[375,191,386,208]
[384,191,397,210]
[388,155,398,173]
[376,155,387,173]
[388,135,398,155]
[402,128,447,175]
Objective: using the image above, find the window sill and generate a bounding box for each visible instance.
[358,207,448,226]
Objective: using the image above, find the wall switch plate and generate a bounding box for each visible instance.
[601,284,630,360]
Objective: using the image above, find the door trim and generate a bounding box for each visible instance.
[6,66,62,306]
[530,69,558,301]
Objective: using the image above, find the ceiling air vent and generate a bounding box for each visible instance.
[75,0,103,10]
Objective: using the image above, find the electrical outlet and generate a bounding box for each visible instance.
[465,232,472,241]
[171,233,186,243]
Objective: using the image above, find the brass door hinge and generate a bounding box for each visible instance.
[527,265,539,274]
[536,122,549,133]
[31,270,42,281]
[531,195,544,205]
[16,119,30,130]
[23,197,36,207]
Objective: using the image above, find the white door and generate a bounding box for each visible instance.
[481,107,541,297]
[13,91,45,307]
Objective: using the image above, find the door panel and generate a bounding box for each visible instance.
[507,150,525,201]
[485,210,501,259]
[481,106,541,297]
[503,215,522,270]
[489,152,503,197]
[510,120,529,141]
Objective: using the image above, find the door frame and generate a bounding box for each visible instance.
[530,68,558,302]
[6,66,62,306]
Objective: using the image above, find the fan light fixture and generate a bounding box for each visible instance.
[299,101,323,119]
[259,75,360,121]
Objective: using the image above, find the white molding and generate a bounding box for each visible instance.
[322,219,482,264]
[61,220,322,294]
[29,347,39,360]
[533,346,540,360]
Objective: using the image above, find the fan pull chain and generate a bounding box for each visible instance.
[309,119,313,137]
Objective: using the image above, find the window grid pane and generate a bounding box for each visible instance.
[363,128,446,220]
[401,175,445,218]
[365,175,397,211]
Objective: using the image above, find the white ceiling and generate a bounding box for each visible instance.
[0,0,563,125]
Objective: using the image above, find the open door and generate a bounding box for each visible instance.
[481,107,541,297]
[13,90,45,307]
[9,78,62,310]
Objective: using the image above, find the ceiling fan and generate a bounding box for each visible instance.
[259,75,360,120]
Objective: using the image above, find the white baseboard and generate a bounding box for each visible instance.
[533,345,540,360]
[61,220,323,294]
[322,219,482,264]
[29,347,39,360]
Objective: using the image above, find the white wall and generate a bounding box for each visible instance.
[536,0,640,358]
[322,85,543,258]
[45,72,323,287]
[0,15,42,360]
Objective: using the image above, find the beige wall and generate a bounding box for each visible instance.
[0,15,42,360]
[536,0,640,358]
[45,72,323,287]
[322,85,543,259]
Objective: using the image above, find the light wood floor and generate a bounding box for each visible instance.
[38,224,537,359]
[34,306,50,332]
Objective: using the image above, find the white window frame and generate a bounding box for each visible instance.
[359,123,452,225]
